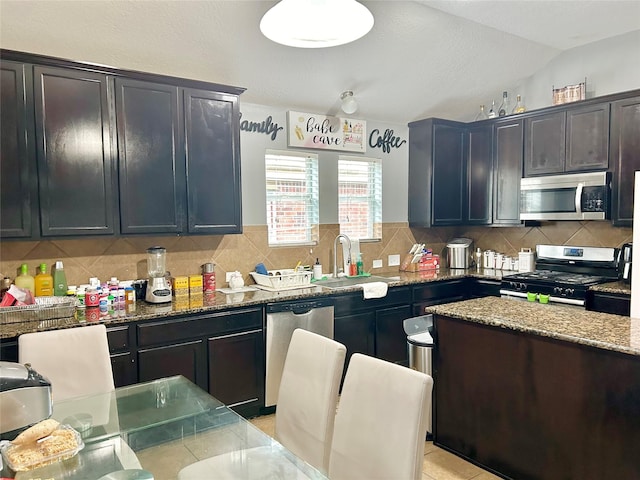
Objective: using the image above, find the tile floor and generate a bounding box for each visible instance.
[249,414,503,480]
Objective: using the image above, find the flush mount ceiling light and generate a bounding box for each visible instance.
[260,0,374,48]
[340,91,358,114]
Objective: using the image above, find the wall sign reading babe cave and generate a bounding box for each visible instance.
[287,111,366,153]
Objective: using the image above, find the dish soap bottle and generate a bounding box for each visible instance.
[34,263,53,296]
[356,253,364,276]
[14,263,35,294]
[313,258,323,280]
[52,261,68,296]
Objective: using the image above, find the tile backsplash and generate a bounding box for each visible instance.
[0,222,631,287]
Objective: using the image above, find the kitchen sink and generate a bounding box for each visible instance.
[313,275,398,290]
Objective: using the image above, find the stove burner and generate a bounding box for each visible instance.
[507,270,609,285]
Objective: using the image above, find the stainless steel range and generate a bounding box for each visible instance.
[500,245,620,307]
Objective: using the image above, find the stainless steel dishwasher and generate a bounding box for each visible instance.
[265,297,334,407]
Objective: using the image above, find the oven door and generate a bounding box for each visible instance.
[519,172,609,221]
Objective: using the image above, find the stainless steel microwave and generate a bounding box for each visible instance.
[520,171,610,221]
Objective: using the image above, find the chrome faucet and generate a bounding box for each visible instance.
[333,234,352,278]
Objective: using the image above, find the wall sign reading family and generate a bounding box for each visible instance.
[287,111,366,153]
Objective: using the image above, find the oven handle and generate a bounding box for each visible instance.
[500,289,585,307]
[575,182,584,215]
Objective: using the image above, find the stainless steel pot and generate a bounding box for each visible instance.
[446,238,474,269]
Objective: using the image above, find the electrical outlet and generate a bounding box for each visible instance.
[372,259,383,269]
[388,254,400,267]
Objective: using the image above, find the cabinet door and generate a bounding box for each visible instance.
[493,119,523,225]
[432,124,466,225]
[34,66,115,236]
[111,352,137,387]
[116,79,184,234]
[334,311,375,381]
[466,124,493,224]
[208,329,264,415]
[138,340,206,389]
[183,88,242,234]
[524,111,565,176]
[408,120,434,227]
[375,304,413,365]
[610,96,640,226]
[565,103,609,172]
[1,61,35,238]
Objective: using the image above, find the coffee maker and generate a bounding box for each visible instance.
[146,246,172,303]
[619,243,633,284]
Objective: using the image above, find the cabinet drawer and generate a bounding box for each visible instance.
[413,279,468,302]
[106,325,130,353]
[137,307,262,347]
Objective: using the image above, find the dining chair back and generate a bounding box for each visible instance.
[177,328,346,478]
[274,328,346,472]
[328,353,433,480]
[18,324,115,402]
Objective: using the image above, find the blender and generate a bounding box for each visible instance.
[145,246,172,303]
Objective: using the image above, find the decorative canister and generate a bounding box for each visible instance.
[518,248,536,272]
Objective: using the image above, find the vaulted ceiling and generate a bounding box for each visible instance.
[1,1,639,124]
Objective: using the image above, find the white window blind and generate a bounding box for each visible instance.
[338,156,382,241]
[265,150,319,246]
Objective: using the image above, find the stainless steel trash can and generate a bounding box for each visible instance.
[403,315,434,435]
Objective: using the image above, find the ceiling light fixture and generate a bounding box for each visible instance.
[340,91,358,114]
[260,0,374,49]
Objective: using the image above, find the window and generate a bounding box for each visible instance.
[265,150,319,246]
[338,156,382,241]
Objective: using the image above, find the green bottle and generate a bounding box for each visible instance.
[52,260,68,296]
[14,263,35,294]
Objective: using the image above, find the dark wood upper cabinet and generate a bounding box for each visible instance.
[524,111,565,176]
[0,61,35,238]
[524,104,609,177]
[610,96,640,227]
[493,118,523,225]
[116,79,185,234]
[466,124,493,225]
[565,103,609,172]
[408,119,470,227]
[34,66,115,236]
[184,89,242,234]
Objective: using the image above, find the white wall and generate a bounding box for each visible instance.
[239,103,409,225]
[516,30,640,111]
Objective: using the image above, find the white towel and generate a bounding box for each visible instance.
[359,281,388,299]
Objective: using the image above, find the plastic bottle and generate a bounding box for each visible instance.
[34,263,54,296]
[356,253,364,276]
[202,263,216,294]
[52,261,68,296]
[313,258,323,280]
[14,263,35,294]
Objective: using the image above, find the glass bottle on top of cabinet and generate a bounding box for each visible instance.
[498,91,510,117]
[512,95,526,114]
[474,105,488,121]
[487,100,497,119]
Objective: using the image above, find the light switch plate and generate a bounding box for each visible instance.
[372,259,383,269]
[388,254,401,267]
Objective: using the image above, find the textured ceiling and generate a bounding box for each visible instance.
[1,0,639,124]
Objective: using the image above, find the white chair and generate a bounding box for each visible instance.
[19,324,142,470]
[178,328,346,478]
[19,324,115,402]
[328,353,434,480]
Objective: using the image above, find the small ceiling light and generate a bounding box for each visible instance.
[260,0,374,49]
[341,91,358,114]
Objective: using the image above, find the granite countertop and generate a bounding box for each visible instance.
[0,268,501,340]
[425,296,640,357]
[588,280,632,295]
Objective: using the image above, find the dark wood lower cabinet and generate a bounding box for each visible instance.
[375,304,413,365]
[434,315,640,480]
[138,339,206,388]
[208,329,264,417]
[586,290,631,316]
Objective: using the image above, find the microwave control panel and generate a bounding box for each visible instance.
[581,186,608,212]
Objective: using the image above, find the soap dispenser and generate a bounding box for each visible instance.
[313,258,323,280]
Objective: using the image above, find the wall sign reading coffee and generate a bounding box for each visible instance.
[287,111,366,153]
[369,128,406,154]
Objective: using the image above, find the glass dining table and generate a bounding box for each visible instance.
[5,376,327,480]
